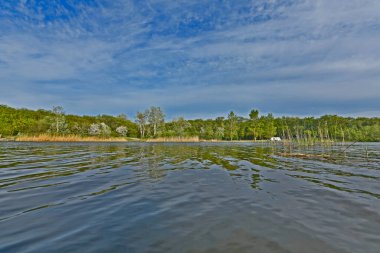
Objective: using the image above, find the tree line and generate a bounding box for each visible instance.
[0,105,138,138]
[0,105,379,142]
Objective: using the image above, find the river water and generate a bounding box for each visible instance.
[0,142,379,253]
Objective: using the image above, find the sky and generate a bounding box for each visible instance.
[0,0,379,119]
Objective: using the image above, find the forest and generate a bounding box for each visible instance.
[0,104,379,142]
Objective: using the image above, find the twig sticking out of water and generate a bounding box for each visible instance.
[342,141,358,153]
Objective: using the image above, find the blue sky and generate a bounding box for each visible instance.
[0,0,379,119]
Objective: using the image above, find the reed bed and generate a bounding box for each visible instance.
[146,136,200,142]
[15,134,128,142]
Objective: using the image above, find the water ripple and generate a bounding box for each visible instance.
[0,142,379,253]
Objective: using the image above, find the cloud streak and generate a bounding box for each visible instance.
[0,0,379,118]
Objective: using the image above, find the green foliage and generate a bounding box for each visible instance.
[249,109,259,120]
[227,111,238,140]
[0,105,138,138]
[172,117,191,137]
[0,105,379,142]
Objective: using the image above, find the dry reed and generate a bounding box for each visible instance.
[15,134,128,142]
[146,136,200,142]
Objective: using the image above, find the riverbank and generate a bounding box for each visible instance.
[146,137,200,142]
[11,134,130,142]
[5,136,268,143]
[1,135,366,144]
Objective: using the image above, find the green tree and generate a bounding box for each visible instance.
[249,109,259,140]
[227,111,238,141]
[173,117,191,137]
[262,114,277,139]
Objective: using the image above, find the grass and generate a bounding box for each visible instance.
[146,136,200,142]
[6,135,341,144]
[14,134,128,142]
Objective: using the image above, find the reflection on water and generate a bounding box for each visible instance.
[0,142,379,253]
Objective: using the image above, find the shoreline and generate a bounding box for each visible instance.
[0,135,373,143]
[7,135,130,143]
[1,136,275,143]
[9,137,271,143]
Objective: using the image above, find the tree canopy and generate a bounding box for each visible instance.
[0,105,379,142]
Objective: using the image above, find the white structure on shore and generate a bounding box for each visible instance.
[270,137,281,141]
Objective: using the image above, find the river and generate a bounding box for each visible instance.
[0,142,379,252]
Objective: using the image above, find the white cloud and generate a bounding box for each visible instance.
[0,0,379,117]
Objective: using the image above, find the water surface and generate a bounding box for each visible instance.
[0,142,379,253]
